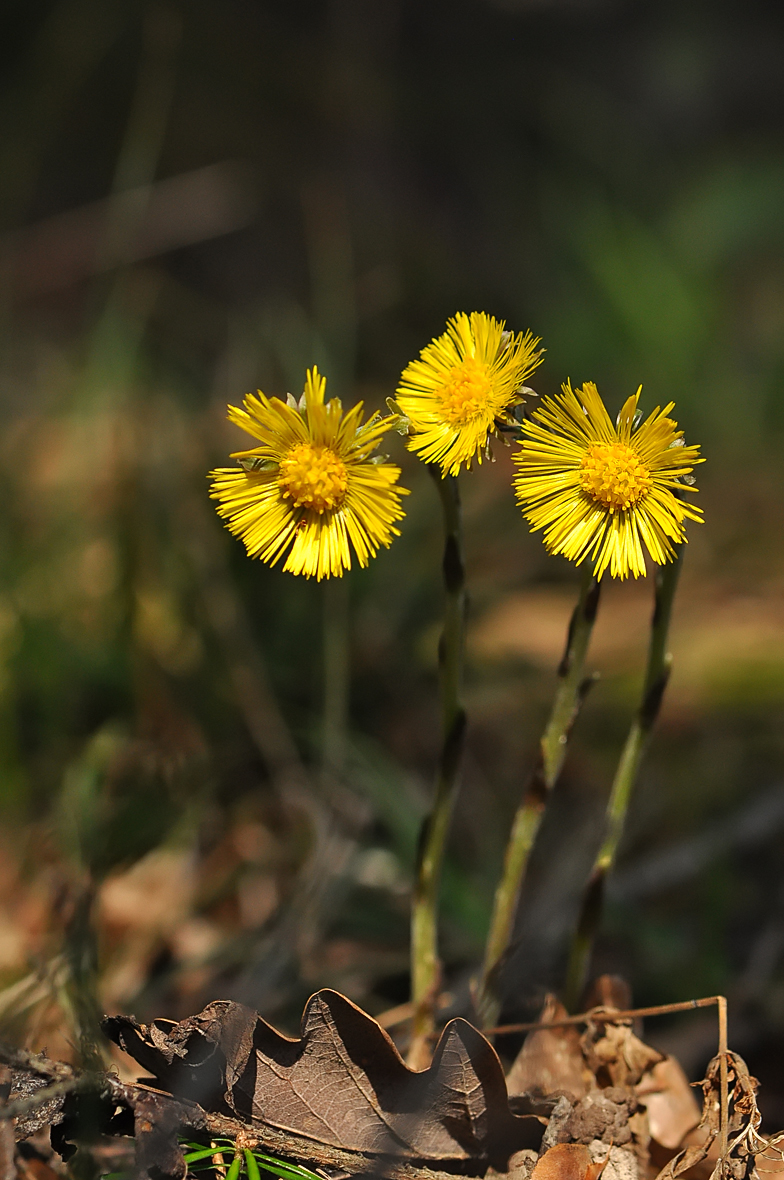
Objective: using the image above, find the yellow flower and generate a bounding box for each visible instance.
[209,367,409,580]
[512,381,703,580]
[395,311,543,477]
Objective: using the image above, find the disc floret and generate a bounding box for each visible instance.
[396,311,543,476]
[579,441,652,512]
[209,367,408,580]
[512,381,703,579]
[278,443,348,513]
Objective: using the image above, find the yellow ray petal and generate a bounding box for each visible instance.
[513,381,702,579]
[210,368,408,579]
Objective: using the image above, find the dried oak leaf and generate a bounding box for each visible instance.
[506,997,592,1102]
[105,990,538,1163]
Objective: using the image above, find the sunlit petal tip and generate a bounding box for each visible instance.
[396,311,544,476]
[512,381,703,580]
[209,370,408,579]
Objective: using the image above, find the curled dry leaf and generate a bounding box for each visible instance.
[506,997,592,1102]
[581,1022,663,1089]
[105,989,541,1164]
[654,1051,762,1180]
[636,1057,701,1152]
[530,1143,607,1180]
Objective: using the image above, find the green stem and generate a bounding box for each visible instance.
[563,546,684,1011]
[542,567,602,787]
[477,566,600,1026]
[409,469,466,1060]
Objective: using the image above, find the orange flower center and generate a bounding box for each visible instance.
[579,441,652,512]
[278,442,348,513]
[436,357,494,425]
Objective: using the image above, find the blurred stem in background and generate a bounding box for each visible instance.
[0,0,128,326]
[62,883,105,1071]
[302,180,356,396]
[477,566,600,1027]
[564,545,684,1010]
[408,470,466,1068]
[46,10,183,1060]
[83,7,181,398]
[56,729,122,1071]
[322,577,350,779]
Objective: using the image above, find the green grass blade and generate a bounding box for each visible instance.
[184,1149,228,1164]
[251,1156,322,1180]
[244,1150,261,1180]
[225,1155,243,1180]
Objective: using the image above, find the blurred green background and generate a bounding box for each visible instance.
[1,0,784,1126]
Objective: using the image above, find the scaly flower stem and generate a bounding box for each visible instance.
[564,545,684,1011]
[477,565,600,1026]
[409,468,466,1065]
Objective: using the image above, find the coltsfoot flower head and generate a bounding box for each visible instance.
[512,381,703,580]
[395,311,543,477]
[209,367,409,580]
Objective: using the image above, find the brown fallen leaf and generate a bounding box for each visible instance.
[0,1122,12,1180]
[654,1050,763,1180]
[105,989,540,1163]
[0,1040,506,1180]
[636,1057,701,1152]
[132,1090,186,1180]
[581,1021,663,1089]
[754,1136,784,1176]
[582,976,632,1013]
[506,997,592,1102]
[15,1150,64,1180]
[530,1143,606,1180]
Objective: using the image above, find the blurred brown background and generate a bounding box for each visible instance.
[1,0,784,1129]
